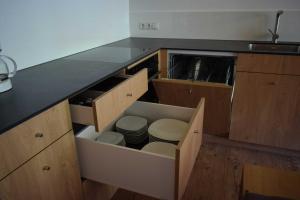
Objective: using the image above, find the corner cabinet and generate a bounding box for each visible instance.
[230,53,300,151]
[0,100,82,200]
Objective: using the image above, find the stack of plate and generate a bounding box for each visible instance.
[142,142,177,158]
[116,115,148,145]
[148,118,188,145]
[95,131,126,146]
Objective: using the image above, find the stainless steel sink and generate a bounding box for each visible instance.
[249,43,300,54]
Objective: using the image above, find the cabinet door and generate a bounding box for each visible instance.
[153,79,232,136]
[0,131,82,200]
[230,72,300,150]
[237,53,300,75]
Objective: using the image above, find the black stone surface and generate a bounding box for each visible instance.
[105,37,300,55]
[1,38,299,134]
[0,46,155,134]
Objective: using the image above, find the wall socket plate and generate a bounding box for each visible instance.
[138,22,159,30]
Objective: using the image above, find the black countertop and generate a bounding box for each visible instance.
[0,37,299,134]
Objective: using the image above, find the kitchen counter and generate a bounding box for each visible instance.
[0,37,299,134]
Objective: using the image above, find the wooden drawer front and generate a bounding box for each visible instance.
[70,68,148,132]
[176,99,204,200]
[0,131,82,200]
[153,78,232,136]
[237,53,300,75]
[0,100,72,180]
[76,100,204,200]
[230,72,300,150]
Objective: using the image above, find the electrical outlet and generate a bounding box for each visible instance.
[138,22,159,30]
[151,23,159,30]
[138,23,145,30]
[145,23,151,30]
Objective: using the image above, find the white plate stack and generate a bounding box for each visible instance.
[95,131,126,146]
[116,116,148,145]
[148,119,188,145]
[142,142,177,158]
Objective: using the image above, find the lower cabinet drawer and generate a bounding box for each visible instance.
[75,100,205,200]
[0,100,72,180]
[70,68,148,132]
[0,131,82,200]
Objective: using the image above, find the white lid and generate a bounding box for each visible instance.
[95,131,124,145]
[148,119,188,142]
[116,116,148,133]
[142,142,176,158]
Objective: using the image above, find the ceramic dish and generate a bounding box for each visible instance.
[148,118,188,144]
[95,131,126,146]
[142,142,177,158]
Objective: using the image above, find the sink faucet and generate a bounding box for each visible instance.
[268,10,284,43]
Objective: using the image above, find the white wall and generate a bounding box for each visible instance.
[129,0,300,42]
[0,0,130,70]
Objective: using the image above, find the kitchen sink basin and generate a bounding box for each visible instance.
[249,43,300,54]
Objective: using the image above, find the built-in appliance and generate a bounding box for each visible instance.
[167,50,236,86]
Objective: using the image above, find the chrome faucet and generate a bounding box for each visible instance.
[268,10,284,43]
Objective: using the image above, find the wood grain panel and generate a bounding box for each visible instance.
[237,53,300,75]
[230,72,300,150]
[0,100,72,180]
[158,49,168,78]
[93,68,148,131]
[153,79,232,136]
[176,98,205,200]
[0,131,82,200]
[243,164,300,199]
[70,105,94,125]
[82,180,118,200]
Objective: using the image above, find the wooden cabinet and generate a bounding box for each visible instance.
[154,49,234,136]
[0,131,82,200]
[230,54,300,150]
[0,100,72,180]
[70,53,204,199]
[153,79,232,136]
[0,101,82,200]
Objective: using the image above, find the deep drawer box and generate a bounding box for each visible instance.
[75,100,204,200]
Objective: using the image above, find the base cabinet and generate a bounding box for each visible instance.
[153,79,232,136]
[230,71,300,151]
[0,131,82,200]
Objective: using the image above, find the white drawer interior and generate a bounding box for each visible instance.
[75,101,195,200]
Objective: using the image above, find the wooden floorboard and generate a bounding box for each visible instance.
[111,139,300,200]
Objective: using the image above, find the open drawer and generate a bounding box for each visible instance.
[75,100,205,200]
[70,68,148,132]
